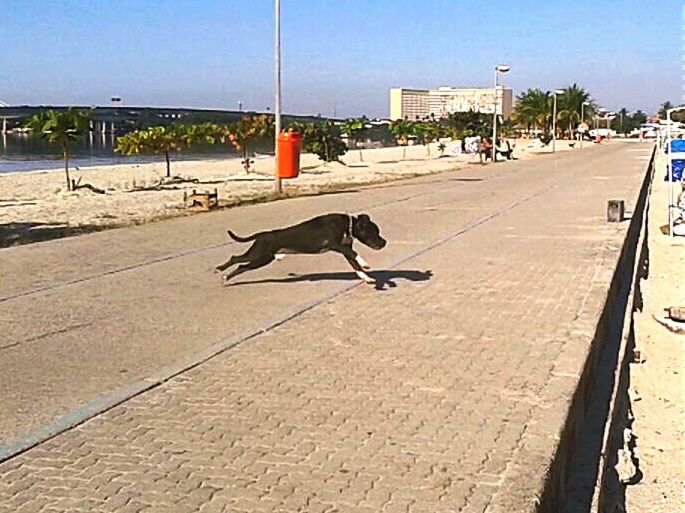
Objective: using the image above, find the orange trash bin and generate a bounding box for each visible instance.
[277,131,302,179]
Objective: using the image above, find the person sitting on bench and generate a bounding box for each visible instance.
[479,138,493,164]
[496,138,515,160]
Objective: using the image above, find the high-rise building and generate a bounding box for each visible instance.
[389,86,513,121]
[389,88,430,122]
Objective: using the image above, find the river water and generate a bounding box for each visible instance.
[0,132,252,173]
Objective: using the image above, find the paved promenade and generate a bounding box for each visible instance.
[0,143,652,512]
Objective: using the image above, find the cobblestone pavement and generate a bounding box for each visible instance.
[0,143,652,512]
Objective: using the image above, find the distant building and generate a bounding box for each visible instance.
[389,88,430,122]
[389,86,513,121]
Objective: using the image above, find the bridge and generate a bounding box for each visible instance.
[0,104,323,134]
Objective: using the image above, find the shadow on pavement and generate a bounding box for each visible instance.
[230,269,433,290]
[0,222,108,248]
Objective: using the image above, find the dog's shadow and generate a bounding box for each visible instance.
[230,269,433,290]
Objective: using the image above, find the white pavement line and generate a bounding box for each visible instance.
[0,174,562,464]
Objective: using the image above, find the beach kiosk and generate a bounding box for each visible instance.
[665,106,685,236]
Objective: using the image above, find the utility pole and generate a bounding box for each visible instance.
[274,0,282,193]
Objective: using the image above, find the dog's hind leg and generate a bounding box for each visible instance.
[215,242,267,272]
[222,255,275,283]
[215,256,238,272]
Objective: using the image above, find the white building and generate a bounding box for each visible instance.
[389,86,513,121]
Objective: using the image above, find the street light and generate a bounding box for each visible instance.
[492,64,510,162]
[580,100,591,148]
[606,111,616,132]
[595,108,606,136]
[274,0,282,193]
[552,89,564,152]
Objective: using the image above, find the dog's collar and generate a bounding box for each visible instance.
[348,214,354,240]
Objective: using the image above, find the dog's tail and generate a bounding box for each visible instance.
[227,229,256,243]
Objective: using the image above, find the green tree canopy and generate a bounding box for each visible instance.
[658,101,674,119]
[288,121,347,163]
[224,115,275,173]
[513,88,552,132]
[389,118,416,159]
[116,125,201,178]
[340,116,370,161]
[24,109,90,191]
[413,117,445,156]
[439,110,492,139]
[556,83,594,136]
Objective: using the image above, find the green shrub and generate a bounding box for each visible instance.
[289,121,347,163]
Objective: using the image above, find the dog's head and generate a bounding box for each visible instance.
[353,214,387,250]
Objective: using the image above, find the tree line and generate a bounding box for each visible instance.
[24,89,669,191]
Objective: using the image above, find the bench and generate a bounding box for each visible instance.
[183,189,219,211]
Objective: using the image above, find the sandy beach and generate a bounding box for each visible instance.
[0,138,581,246]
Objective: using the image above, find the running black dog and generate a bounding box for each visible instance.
[215,213,387,284]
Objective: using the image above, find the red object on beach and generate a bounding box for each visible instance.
[596,135,603,143]
[277,131,302,179]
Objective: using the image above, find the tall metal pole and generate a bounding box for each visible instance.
[667,109,673,237]
[580,102,585,149]
[620,111,624,135]
[552,93,558,152]
[491,69,498,163]
[274,0,282,193]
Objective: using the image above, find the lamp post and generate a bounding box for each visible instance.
[606,111,615,132]
[274,0,282,193]
[551,89,564,152]
[491,65,510,163]
[580,100,590,148]
[595,108,605,138]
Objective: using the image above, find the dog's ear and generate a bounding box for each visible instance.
[357,214,371,223]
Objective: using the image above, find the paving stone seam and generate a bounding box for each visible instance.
[0,170,568,465]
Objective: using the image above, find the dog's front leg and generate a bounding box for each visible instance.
[355,254,371,270]
[335,246,375,285]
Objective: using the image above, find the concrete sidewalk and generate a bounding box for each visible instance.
[0,143,652,512]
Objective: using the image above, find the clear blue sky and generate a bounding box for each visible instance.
[1,0,680,117]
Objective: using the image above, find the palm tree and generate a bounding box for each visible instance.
[615,107,629,135]
[513,89,552,134]
[25,109,89,191]
[116,125,197,178]
[556,84,593,137]
[658,101,674,119]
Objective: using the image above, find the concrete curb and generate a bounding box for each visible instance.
[485,145,655,513]
[592,148,654,511]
